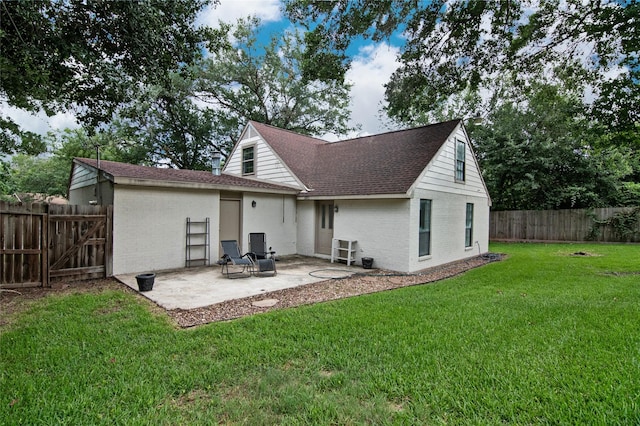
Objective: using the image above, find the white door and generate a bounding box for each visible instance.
[219,198,241,258]
[315,201,334,255]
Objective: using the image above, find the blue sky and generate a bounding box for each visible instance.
[201,0,404,139]
[3,0,403,141]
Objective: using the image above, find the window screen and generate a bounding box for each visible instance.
[419,199,432,256]
[242,146,254,175]
[465,203,474,247]
[456,140,466,181]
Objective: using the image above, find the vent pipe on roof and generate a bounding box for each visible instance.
[212,151,221,175]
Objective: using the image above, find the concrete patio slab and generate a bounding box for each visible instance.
[116,255,359,310]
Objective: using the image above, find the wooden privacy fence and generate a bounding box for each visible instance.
[490,207,640,243]
[1,201,113,288]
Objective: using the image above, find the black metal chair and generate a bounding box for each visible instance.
[219,240,254,278]
[248,233,277,275]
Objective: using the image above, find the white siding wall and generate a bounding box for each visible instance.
[69,164,96,190]
[225,133,301,188]
[112,186,219,275]
[241,193,297,256]
[297,194,489,274]
[416,126,488,199]
[333,199,411,271]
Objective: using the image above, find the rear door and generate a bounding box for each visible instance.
[315,201,334,255]
[219,197,241,258]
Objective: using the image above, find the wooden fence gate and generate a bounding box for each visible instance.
[0,201,113,288]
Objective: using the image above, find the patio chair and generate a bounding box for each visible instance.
[248,232,277,275]
[219,240,255,278]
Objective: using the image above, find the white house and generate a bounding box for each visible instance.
[68,119,491,275]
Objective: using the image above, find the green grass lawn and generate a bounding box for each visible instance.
[1,243,639,425]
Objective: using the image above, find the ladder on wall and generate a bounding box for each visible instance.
[185,217,210,267]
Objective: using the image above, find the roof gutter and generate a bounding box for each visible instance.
[111,177,299,195]
[297,193,410,201]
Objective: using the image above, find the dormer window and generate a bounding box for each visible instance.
[242,146,255,175]
[455,139,466,182]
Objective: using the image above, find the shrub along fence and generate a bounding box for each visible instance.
[490,207,640,243]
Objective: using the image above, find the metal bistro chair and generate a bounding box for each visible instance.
[248,232,277,276]
[219,240,254,278]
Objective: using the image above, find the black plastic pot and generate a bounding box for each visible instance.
[135,273,156,292]
[362,257,374,269]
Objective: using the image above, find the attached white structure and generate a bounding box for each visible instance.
[68,120,491,275]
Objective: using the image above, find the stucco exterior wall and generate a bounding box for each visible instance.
[409,189,490,273]
[241,193,297,256]
[112,186,219,275]
[332,199,411,271]
[295,195,489,273]
[295,200,316,257]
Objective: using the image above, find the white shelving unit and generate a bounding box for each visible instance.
[331,238,357,266]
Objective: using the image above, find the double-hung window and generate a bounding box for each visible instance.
[465,203,474,248]
[455,139,466,181]
[419,199,432,256]
[242,146,255,175]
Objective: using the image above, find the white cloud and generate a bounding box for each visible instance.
[345,42,401,136]
[1,102,79,136]
[198,0,281,27]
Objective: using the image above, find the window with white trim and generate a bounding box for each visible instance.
[465,203,474,248]
[242,146,255,175]
[455,139,466,181]
[419,199,432,256]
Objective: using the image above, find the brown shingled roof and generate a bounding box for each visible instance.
[248,122,326,186]
[74,158,297,193]
[250,119,461,197]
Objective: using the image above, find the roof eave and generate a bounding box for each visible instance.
[297,192,410,201]
[111,177,299,195]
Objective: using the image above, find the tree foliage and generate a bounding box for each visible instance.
[0,128,139,199]
[0,0,218,154]
[111,18,355,169]
[471,84,638,210]
[285,0,639,132]
[112,72,218,170]
[197,18,356,150]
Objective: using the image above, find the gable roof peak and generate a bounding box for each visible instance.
[247,118,464,198]
[248,121,329,145]
[334,119,462,144]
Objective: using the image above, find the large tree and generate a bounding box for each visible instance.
[0,0,218,155]
[111,18,355,169]
[197,18,356,150]
[471,83,638,210]
[112,72,218,170]
[285,0,639,132]
[0,128,141,199]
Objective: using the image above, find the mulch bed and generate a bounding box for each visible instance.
[1,254,503,329]
[168,254,504,327]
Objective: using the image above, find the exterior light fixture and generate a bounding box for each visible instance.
[252,200,257,208]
